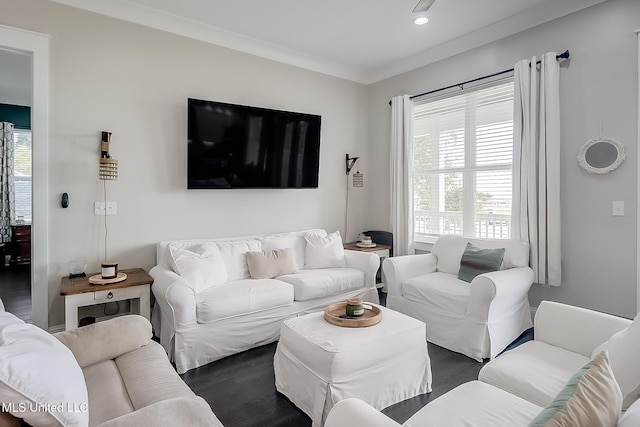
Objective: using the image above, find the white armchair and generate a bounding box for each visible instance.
[383,235,534,361]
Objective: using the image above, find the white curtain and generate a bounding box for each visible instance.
[390,95,414,256]
[512,53,561,286]
[0,122,15,243]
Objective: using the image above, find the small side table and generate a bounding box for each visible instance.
[343,242,392,289]
[60,268,153,331]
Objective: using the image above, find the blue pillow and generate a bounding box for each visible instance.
[458,242,505,282]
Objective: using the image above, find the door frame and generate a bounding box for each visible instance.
[0,24,50,330]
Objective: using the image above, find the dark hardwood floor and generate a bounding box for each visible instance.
[182,339,490,427]
[0,265,31,323]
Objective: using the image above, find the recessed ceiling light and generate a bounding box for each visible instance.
[414,16,429,25]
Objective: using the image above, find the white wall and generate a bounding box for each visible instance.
[1,0,638,325]
[366,0,639,318]
[0,49,32,107]
[1,0,369,326]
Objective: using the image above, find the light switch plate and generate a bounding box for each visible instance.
[613,201,624,217]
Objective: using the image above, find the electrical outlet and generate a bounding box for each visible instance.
[95,201,117,215]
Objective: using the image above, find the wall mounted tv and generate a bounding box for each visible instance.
[187,98,321,189]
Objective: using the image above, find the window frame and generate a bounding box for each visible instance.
[412,77,515,244]
[12,128,32,224]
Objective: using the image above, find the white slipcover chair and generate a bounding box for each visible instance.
[383,235,534,361]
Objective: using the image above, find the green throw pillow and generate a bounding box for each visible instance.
[458,242,505,282]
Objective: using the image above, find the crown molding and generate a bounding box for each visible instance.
[50,0,607,85]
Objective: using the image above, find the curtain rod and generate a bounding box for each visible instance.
[388,50,570,105]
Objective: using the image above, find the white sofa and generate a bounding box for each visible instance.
[325,301,640,427]
[383,235,534,360]
[0,305,220,427]
[150,229,380,373]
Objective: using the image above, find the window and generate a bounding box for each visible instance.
[13,129,32,223]
[412,80,514,242]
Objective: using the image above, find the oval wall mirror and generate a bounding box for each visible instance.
[577,136,625,174]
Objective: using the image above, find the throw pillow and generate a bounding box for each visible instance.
[0,310,89,427]
[458,242,505,282]
[211,239,262,281]
[304,230,348,269]
[591,311,640,409]
[169,243,227,292]
[260,232,309,273]
[528,350,622,427]
[247,248,298,279]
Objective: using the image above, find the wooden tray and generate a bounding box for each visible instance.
[88,272,128,285]
[324,302,382,328]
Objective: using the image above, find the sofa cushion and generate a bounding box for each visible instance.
[169,243,227,292]
[55,314,152,369]
[83,359,135,426]
[209,239,262,281]
[458,242,505,282]
[405,381,542,427]
[304,230,347,269]
[115,340,196,409]
[528,350,621,427]
[0,310,89,427]
[591,312,640,409]
[432,235,529,275]
[277,268,365,301]
[479,340,590,407]
[195,279,294,322]
[401,272,470,317]
[247,248,298,279]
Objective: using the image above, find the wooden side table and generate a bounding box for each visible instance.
[60,268,153,330]
[343,242,392,289]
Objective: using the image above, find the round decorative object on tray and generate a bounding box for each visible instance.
[356,242,377,248]
[324,302,382,328]
[88,272,127,285]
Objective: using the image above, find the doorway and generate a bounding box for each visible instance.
[0,48,32,322]
[0,25,49,330]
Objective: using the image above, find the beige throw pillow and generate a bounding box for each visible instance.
[247,248,298,279]
[528,350,622,427]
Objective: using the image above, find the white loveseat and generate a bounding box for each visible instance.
[325,301,640,427]
[150,229,380,373]
[0,305,220,427]
[383,235,534,361]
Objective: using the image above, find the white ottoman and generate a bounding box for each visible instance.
[274,305,432,427]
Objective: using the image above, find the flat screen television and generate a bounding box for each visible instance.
[187,98,321,189]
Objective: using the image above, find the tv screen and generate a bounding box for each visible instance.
[187,98,321,189]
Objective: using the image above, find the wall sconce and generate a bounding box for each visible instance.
[89,131,125,285]
[346,154,359,175]
[99,131,118,180]
[345,153,363,187]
